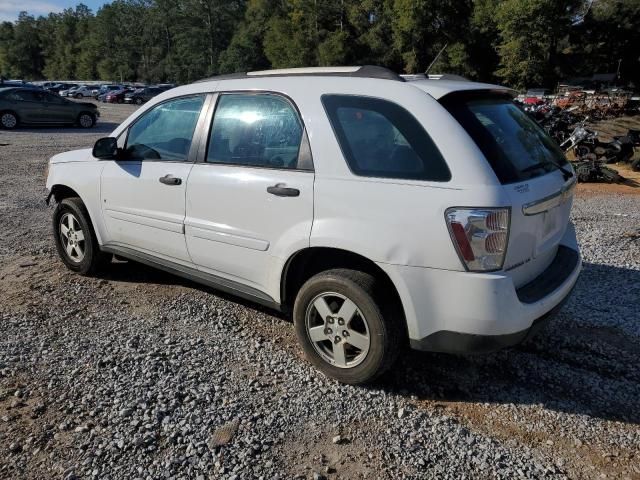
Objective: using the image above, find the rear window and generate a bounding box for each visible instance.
[322,95,450,182]
[440,91,567,184]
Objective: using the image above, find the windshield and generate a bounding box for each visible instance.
[440,92,568,184]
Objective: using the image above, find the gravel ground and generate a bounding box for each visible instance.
[1,102,639,479]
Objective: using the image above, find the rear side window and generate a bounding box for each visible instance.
[322,95,450,181]
[440,92,568,184]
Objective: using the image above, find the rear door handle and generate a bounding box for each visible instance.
[159,174,182,185]
[267,183,300,197]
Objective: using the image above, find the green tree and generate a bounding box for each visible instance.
[0,22,15,77]
[218,0,275,73]
[347,0,401,69]
[495,0,581,89]
[391,0,473,74]
[263,1,317,68]
[569,0,640,87]
[2,13,44,79]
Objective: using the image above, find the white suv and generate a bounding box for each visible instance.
[45,66,581,384]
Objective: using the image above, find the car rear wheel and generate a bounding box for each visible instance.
[293,269,402,384]
[1,111,18,129]
[53,197,110,275]
[134,98,143,105]
[78,112,95,128]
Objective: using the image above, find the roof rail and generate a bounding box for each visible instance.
[401,73,470,82]
[197,65,405,83]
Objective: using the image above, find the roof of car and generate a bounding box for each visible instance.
[198,65,404,83]
[407,79,514,100]
[0,86,39,92]
[195,66,512,100]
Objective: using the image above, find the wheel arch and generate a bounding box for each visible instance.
[281,247,406,329]
[48,183,104,245]
[49,184,81,204]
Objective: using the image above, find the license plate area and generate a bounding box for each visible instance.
[535,205,563,257]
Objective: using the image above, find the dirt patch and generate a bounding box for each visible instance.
[425,400,640,480]
[277,420,388,479]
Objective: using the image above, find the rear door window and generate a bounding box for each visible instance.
[440,92,568,184]
[12,90,43,102]
[206,94,304,169]
[322,95,450,181]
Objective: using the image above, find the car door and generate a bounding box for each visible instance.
[10,90,44,123]
[43,93,73,123]
[100,94,209,263]
[185,92,314,295]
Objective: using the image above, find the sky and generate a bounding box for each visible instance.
[0,0,107,21]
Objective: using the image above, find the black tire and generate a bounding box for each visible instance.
[75,93,82,99]
[134,97,143,105]
[77,112,95,128]
[53,197,109,275]
[575,145,591,158]
[0,110,18,129]
[293,268,403,384]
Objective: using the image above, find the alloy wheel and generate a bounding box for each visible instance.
[1,113,17,129]
[305,292,371,368]
[79,114,93,128]
[59,213,86,263]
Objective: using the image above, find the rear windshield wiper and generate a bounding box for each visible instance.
[521,159,573,181]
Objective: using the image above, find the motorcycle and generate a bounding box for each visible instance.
[560,120,593,155]
[561,120,635,164]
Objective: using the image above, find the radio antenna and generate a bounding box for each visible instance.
[425,43,448,75]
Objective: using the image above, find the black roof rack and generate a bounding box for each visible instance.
[196,65,405,83]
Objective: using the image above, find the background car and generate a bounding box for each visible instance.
[59,85,81,97]
[0,87,99,129]
[93,85,121,99]
[71,86,95,99]
[124,86,164,105]
[46,83,75,95]
[523,88,549,105]
[105,87,135,104]
[0,79,41,89]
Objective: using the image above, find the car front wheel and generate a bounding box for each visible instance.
[134,98,143,105]
[293,269,402,384]
[1,111,18,129]
[53,197,109,275]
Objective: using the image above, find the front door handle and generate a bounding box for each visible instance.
[267,183,300,197]
[159,174,182,185]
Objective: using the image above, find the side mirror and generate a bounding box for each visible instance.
[93,137,119,159]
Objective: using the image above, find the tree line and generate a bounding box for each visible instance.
[0,0,638,90]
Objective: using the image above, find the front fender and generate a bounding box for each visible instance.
[46,161,107,245]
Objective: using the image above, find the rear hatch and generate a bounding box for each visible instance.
[441,91,575,287]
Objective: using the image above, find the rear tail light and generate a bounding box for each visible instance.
[445,208,510,272]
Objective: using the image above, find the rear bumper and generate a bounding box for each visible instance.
[378,225,581,354]
[409,275,575,353]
